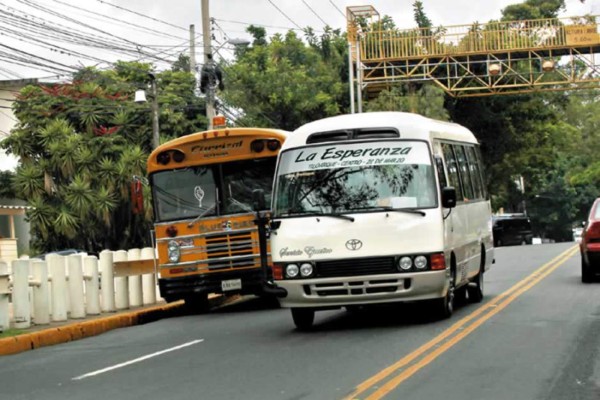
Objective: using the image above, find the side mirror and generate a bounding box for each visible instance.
[252,189,266,211]
[442,187,456,209]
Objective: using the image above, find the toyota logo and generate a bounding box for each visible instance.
[345,239,363,251]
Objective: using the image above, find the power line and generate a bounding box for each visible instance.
[301,0,329,27]
[50,0,188,41]
[16,0,172,63]
[328,0,346,18]
[266,0,303,30]
[213,17,303,32]
[95,0,189,32]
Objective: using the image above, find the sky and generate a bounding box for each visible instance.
[0,0,597,171]
[0,0,597,81]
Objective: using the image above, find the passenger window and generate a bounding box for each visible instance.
[442,143,464,201]
[466,146,484,200]
[435,155,447,190]
[455,145,474,200]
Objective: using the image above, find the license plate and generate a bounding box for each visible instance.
[221,279,242,291]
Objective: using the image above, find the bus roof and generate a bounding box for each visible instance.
[151,127,291,154]
[147,127,291,172]
[284,112,477,149]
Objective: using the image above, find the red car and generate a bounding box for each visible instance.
[580,197,600,283]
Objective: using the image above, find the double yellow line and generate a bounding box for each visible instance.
[344,245,578,400]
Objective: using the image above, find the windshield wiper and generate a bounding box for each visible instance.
[187,204,216,227]
[349,206,426,217]
[284,210,355,222]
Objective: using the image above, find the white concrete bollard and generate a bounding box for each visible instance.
[127,248,143,308]
[0,261,10,331]
[99,250,115,312]
[46,254,68,322]
[67,254,86,319]
[141,247,157,305]
[12,259,31,329]
[84,256,101,315]
[31,259,50,325]
[47,255,68,322]
[114,250,129,310]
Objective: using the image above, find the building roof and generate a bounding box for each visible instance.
[0,205,33,216]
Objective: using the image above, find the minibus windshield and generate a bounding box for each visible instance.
[274,140,437,217]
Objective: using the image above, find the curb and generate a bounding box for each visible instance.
[0,301,187,356]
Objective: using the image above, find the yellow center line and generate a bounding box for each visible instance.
[344,245,578,400]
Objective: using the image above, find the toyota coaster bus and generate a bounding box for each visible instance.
[267,112,494,329]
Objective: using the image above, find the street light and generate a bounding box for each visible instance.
[134,72,160,149]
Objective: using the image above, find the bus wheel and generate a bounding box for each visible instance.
[434,269,455,319]
[184,294,210,314]
[291,308,315,330]
[467,268,484,303]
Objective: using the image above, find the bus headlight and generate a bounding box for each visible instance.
[299,262,314,278]
[398,256,412,271]
[285,263,299,278]
[168,240,180,263]
[414,255,428,270]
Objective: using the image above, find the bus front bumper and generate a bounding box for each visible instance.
[274,270,449,309]
[158,269,266,301]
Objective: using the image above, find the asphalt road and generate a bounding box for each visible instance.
[1,242,599,400]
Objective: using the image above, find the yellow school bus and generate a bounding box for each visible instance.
[146,121,290,310]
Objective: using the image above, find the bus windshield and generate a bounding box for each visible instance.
[273,140,437,217]
[152,158,276,222]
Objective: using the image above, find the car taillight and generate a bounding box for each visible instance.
[430,253,446,270]
[586,222,600,240]
[272,263,283,280]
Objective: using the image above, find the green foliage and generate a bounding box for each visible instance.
[0,170,16,198]
[501,0,566,20]
[365,85,449,121]
[0,61,208,253]
[221,27,348,130]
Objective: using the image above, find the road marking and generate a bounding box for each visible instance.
[344,246,578,400]
[72,339,204,381]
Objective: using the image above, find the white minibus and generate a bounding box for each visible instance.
[268,112,494,329]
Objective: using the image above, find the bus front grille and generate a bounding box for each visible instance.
[315,257,396,277]
[205,232,258,270]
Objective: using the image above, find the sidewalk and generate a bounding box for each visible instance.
[0,294,233,356]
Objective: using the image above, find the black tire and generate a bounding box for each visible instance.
[433,268,455,319]
[467,268,484,303]
[291,308,315,330]
[184,293,210,314]
[582,256,593,283]
[454,286,467,305]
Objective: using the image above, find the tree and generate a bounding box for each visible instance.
[0,170,15,198]
[1,61,207,254]
[365,85,449,120]
[220,26,348,130]
[502,0,565,20]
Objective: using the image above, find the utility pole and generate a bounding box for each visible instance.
[201,0,215,129]
[189,24,196,75]
[149,73,160,149]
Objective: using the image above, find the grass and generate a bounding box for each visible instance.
[0,328,26,338]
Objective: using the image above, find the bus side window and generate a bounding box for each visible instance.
[455,145,474,201]
[474,147,489,199]
[441,143,464,201]
[434,155,447,190]
[465,146,484,200]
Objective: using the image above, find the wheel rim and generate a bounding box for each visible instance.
[478,270,484,293]
[447,271,455,313]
